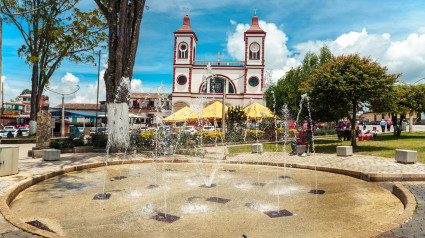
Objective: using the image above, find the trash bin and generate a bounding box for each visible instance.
[0,145,19,176]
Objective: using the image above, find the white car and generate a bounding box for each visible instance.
[182,126,197,135]
[19,128,30,136]
[0,130,8,139]
[201,126,215,132]
[3,126,16,130]
[1,129,17,138]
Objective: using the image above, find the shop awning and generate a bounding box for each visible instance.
[243,102,277,119]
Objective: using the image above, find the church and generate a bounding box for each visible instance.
[171,13,266,112]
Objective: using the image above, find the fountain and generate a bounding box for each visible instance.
[1,76,406,238]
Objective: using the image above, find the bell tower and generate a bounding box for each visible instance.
[244,12,266,93]
[173,12,198,94]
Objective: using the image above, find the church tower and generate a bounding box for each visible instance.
[244,13,266,94]
[172,14,197,96]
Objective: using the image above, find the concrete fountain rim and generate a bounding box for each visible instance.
[0,158,417,238]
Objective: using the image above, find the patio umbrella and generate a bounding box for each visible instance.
[243,102,276,119]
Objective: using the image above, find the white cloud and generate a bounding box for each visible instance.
[294,28,425,83]
[226,20,301,82]
[227,19,425,84]
[1,76,21,103]
[47,72,144,107]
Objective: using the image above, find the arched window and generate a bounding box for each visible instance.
[200,77,235,94]
[178,43,188,59]
[249,43,260,60]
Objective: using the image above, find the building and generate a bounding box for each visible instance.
[129,93,172,126]
[52,103,101,114]
[1,94,48,127]
[361,111,421,123]
[171,13,266,112]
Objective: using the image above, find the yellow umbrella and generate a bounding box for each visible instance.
[163,106,194,123]
[243,102,276,119]
[188,101,228,121]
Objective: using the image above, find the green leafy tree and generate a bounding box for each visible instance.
[2,0,107,134]
[304,54,400,147]
[265,46,332,120]
[376,83,425,135]
[226,105,247,132]
[94,0,146,152]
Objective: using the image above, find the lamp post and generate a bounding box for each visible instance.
[409,77,425,132]
[95,50,101,132]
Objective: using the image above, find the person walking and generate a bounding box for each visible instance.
[386,119,392,132]
[380,119,386,133]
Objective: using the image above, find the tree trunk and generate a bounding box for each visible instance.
[397,114,405,136]
[350,102,357,147]
[408,111,413,132]
[391,114,398,136]
[29,65,39,135]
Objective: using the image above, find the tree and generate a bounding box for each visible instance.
[304,54,400,147]
[265,46,332,120]
[227,106,247,132]
[2,0,107,134]
[94,0,146,152]
[376,83,425,136]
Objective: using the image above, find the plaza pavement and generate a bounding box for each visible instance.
[0,143,424,237]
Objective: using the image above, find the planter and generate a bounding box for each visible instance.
[0,138,36,144]
[73,146,94,153]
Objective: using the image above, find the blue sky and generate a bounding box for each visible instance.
[2,0,425,106]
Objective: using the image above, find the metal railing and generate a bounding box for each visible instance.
[194,61,245,66]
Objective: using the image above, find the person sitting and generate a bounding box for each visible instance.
[355,126,362,141]
[289,127,307,156]
[369,127,378,141]
[361,126,369,135]
[17,128,22,137]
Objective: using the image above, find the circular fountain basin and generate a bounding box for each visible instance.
[10,163,403,237]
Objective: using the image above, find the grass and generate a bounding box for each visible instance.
[227,132,425,163]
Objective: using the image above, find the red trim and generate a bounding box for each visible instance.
[248,76,259,87]
[174,31,198,42]
[190,37,193,65]
[172,68,176,92]
[188,68,192,92]
[175,65,246,69]
[177,42,188,59]
[172,95,263,100]
[173,36,177,64]
[244,68,247,93]
[262,36,265,65]
[248,42,260,60]
[198,74,237,94]
[244,37,248,65]
[176,74,188,85]
[261,68,264,90]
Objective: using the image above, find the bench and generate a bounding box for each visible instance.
[395,149,417,164]
[43,149,60,161]
[337,146,353,156]
[296,145,306,155]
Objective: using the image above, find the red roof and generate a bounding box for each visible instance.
[245,14,265,34]
[53,103,100,110]
[175,15,193,32]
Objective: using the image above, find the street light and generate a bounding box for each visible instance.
[414,77,425,85]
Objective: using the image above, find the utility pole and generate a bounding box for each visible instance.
[61,94,65,137]
[95,50,101,132]
[0,16,3,116]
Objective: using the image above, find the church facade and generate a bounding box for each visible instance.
[171,13,266,112]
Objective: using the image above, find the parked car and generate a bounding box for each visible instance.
[19,128,30,136]
[69,126,85,137]
[249,124,261,130]
[3,126,16,130]
[0,130,8,139]
[182,126,197,135]
[96,127,109,135]
[5,129,17,138]
[140,126,149,132]
[201,126,215,132]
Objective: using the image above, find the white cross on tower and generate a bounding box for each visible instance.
[253,8,257,15]
[185,8,190,15]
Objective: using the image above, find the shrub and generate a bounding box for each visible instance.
[246,130,264,141]
[326,129,337,135]
[195,131,225,144]
[288,129,298,138]
[91,134,108,148]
